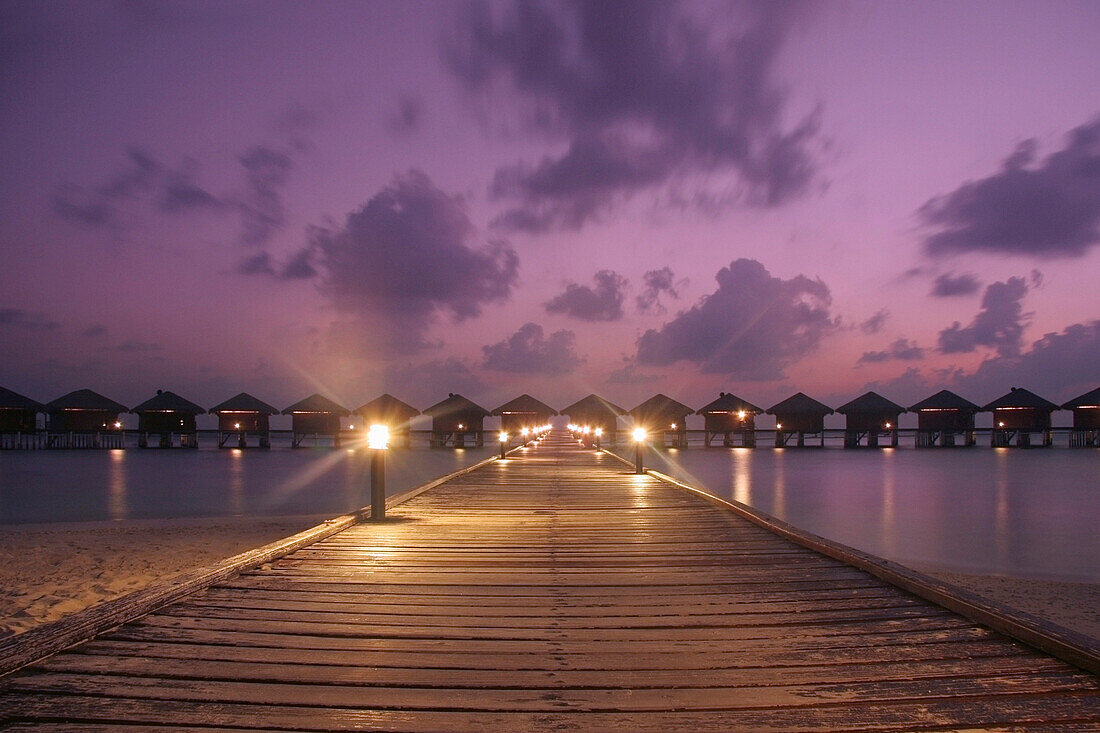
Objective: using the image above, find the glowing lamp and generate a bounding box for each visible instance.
[521,427,530,437]
[884,422,891,429]
[775,423,782,430]
[632,427,646,474]
[998,421,1005,428]
[234,422,241,430]
[499,431,508,442]
[498,431,508,458]
[594,427,603,437]
[368,424,389,450]
[113,421,122,429]
[633,427,647,442]
[670,423,677,430]
[737,410,746,420]
[457,423,464,430]
[348,424,354,430]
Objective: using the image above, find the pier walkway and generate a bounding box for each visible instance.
[3,431,1098,729]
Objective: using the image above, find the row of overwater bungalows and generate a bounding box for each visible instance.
[0,385,1097,450]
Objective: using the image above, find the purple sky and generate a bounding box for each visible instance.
[1,0,1098,416]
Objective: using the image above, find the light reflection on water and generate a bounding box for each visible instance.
[624,444,1099,582]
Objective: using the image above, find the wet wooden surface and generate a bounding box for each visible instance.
[3,430,1098,730]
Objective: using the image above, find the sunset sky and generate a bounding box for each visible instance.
[1,0,1097,419]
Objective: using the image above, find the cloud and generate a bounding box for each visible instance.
[544,270,626,321]
[236,146,292,246]
[859,309,888,335]
[236,251,276,276]
[931,272,980,297]
[636,258,836,379]
[919,117,1100,258]
[381,357,488,406]
[937,277,1029,357]
[385,94,423,135]
[0,307,59,331]
[161,167,223,213]
[448,0,823,232]
[636,267,679,314]
[607,362,660,384]
[313,170,519,354]
[81,324,108,338]
[858,338,924,364]
[482,322,582,374]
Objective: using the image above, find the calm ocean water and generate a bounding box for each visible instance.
[613,444,1099,582]
[1,437,1096,581]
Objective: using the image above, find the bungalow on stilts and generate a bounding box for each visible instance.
[983,387,1058,448]
[696,392,763,447]
[423,393,489,448]
[837,391,905,448]
[560,394,626,446]
[45,389,128,449]
[909,390,978,447]
[355,394,420,448]
[282,394,350,448]
[767,392,833,447]
[209,393,278,449]
[629,394,694,448]
[492,394,557,442]
[0,386,44,449]
[131,390,204,448]
[1062,387,1100,448]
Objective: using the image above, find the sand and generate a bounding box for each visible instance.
[0,514,329,637]
[2,518,1097,646]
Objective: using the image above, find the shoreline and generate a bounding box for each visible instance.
[1,517,1097,645]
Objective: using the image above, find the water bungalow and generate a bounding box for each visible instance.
[560,393,627,443]
[209,393,279,449]
[45,389,128,449]
[629,394,693,448]
[282,394,350,448]
[1062,387,1100,448]
[423,393,489,448]
[983,387,1058,448]
[0,386,44,449]
[355,394,420,447]
[131,390,204,449]
[696,392,763,447]
[837,391,905,448]
[492,394,557,435]
[909,390,979,447]
[767,392,833,447]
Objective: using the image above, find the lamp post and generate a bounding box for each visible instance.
[499,431,508,459]
[633,427,646,474]
[368,424,389,521]
[594,427,602,450]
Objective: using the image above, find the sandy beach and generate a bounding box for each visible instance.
[0,514,329,637]
[2,517,1097,645]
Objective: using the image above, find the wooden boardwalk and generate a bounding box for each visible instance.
[3,430,1099,730]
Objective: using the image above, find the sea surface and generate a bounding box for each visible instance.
[613,443,1099,582]
[1,437,1096,581]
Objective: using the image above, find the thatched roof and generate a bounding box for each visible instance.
[0,386,44,412]
[766,392,833,416]
[46,389,128,413]
[491,394,558,416]
[696,392,763,415]
[282,393,350,416]
[355,394,420,421]
[1062,387,1100,410]
[209,392,279,415]
[131,390,205,415]
[422,393,490,418]
[629,394,694,421]
[837,391,905,415]
[982,387,1058,412]
[560,393,626,418]
[908,389,979,412]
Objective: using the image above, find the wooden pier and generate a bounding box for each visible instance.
[2,430,1098,730]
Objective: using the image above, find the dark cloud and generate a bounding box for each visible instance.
[544,270,626,321]
[636,258,836,379]
[482,322,582,375]
[858,338,924,364]
[636,267,679,314]
[385,94,424,135]
[236,146,292,246]
[919,118,1100,258]
[161,168,223,213]
[51,148,160,227]
[448,0,822,232]
[606,362,660,384]
[236,251,276,276]
[280,247,317,279]
[931,272,980,297]
[937,277,1029,357]
[81,324,108,338]
[859,309,888,335]
[0,307,59,331]
[313,170,519,354]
